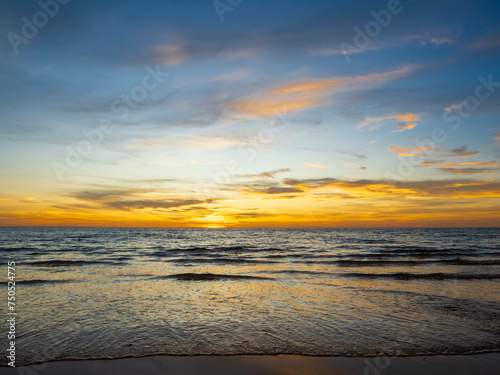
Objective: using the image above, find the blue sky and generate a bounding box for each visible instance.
[1,0,499,227]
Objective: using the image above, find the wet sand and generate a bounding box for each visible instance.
[1,354,499,375]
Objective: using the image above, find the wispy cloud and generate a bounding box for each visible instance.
[222,66,413,119]
[230,176,500,200]
[302,162,330,169]
[468,31,500,51]
[248,169,291,178]
[270,78,348,94]
[416,29,458,46]
[154,43,197,66]
[390,145,479,158]
[68,189,218,212]
[437,168,496,175]
[420,161,499,175]
[392,122,417,133]
[272,67,413,96]
[315,29,457,57]
[68,190,138,201]
[231,181,303,195]
[420,161,497,167]
[223,99,324,119]
[107,199,216,211]
[116,133,245,153]
[444,102,465,113]
[359,113,420,131]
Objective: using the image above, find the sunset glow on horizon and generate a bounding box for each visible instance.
[1,0,500,228]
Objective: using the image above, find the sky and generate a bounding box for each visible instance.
[0,0,499,228]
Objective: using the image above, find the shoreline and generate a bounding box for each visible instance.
[1,353,500,375]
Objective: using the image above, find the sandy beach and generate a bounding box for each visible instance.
[1,354,500,375]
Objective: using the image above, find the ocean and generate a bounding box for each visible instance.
[1,227,499,366]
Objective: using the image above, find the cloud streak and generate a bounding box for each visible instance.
[302,162,330,169]
[248,169,291,179]
[420,161,499,175]
[359,113,420,131]
[222,66,413,119]
[390,145,479,158]
[229,176,500,200]
[68,189,218,212]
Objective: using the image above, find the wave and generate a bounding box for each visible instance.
[109,256,132,261]
[151,246,283,256]
[270,270,335,276]
[333,253,439,259]
[0,247,38,251]
[18,279,74,285]
[371,246,495,256]
[360,239,391,244]
[156,245,254,252]
[165,257,270,265]
[153,273,273,281]
[115,273,156,278]
[27,260,121,267]
[334,258,500,266]
[342,272,500,280]
[445,259,500,266]
[151,249,217,257]
[13,347,500,367]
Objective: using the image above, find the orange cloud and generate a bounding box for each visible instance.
[224,98,324,119]
[271,78,348,94]
[360,113,420,131]
[395,114,420,122]
[3,177,500,228]
[389,145,436,157]
[420,160,499,175]
[302,162,330,169]
[155,44,193,66]
[224,67,413,119]
[439,168,496,175]
[272,66,412,96]
[421,161,498,167]
[391,122,417,133]
[390,145,478,158]
[235,177,500,201]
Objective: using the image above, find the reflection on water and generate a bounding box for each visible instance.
[1,227,499,365]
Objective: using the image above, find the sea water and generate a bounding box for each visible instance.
[0,227,499,365]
